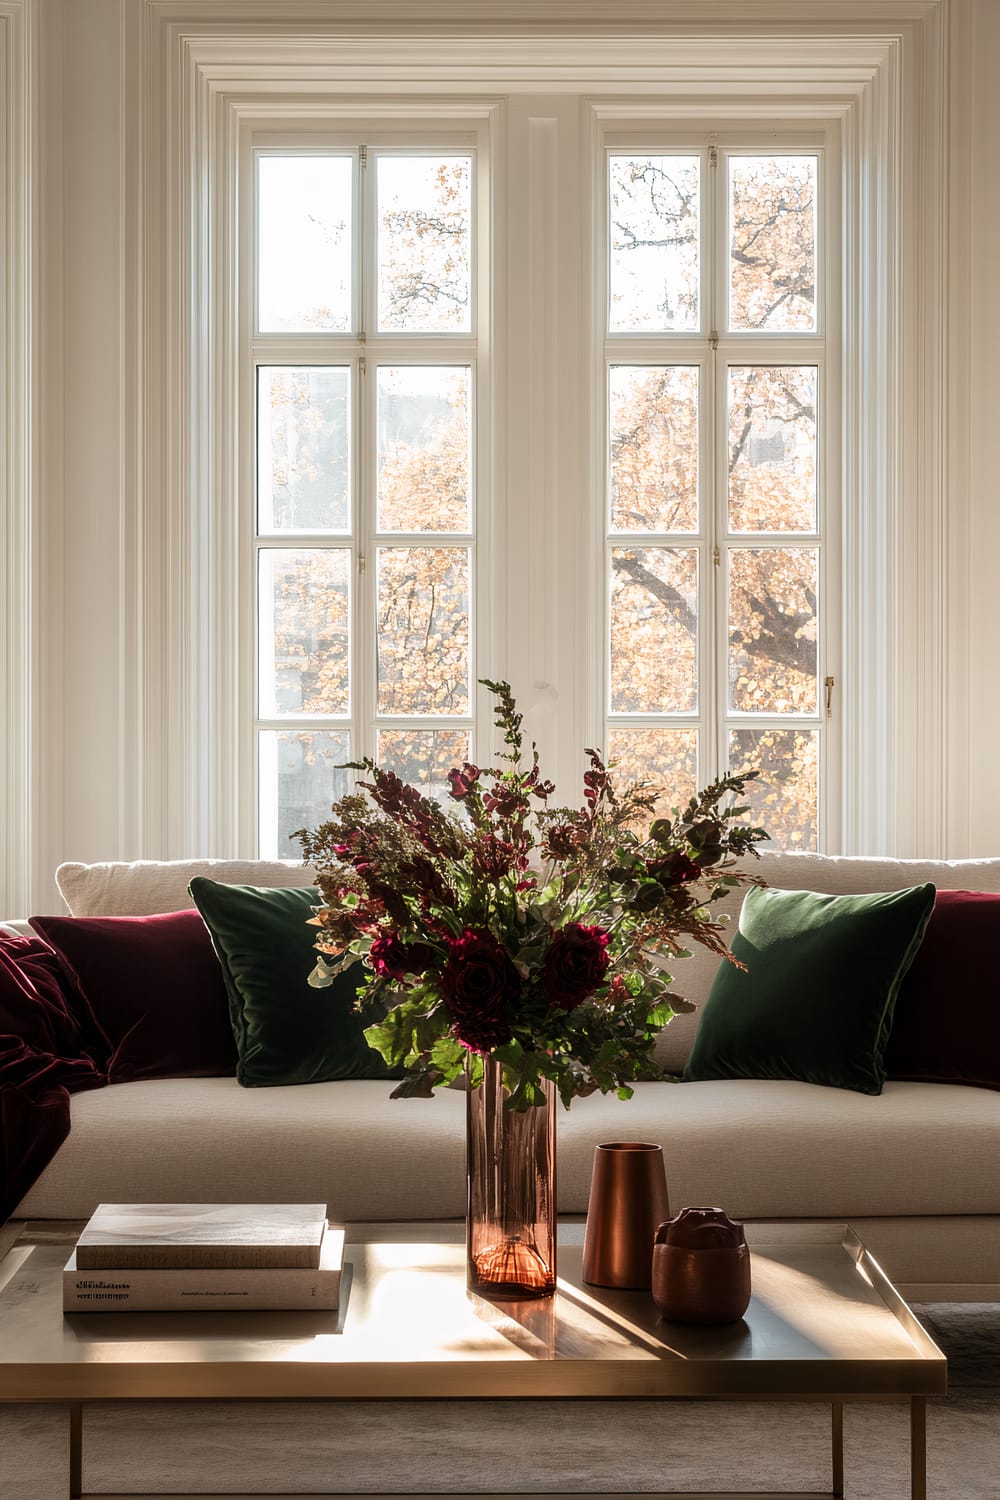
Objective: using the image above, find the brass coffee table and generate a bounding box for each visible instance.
[0,1221,945,1500]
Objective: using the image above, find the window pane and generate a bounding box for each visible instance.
[608,155,700,332]
[610,547,698,713]
[729,726,818,851]
[259,729,353,860]
[377,547,470,714]
[259,549,350,717]
[258,368,350,534]
[607,727,698,815]
[377,728,471,807]
[377,367,470,532]
[728,547,818,714]
[729,155,817,331]
[258,157,352,333]
[609,366,698,533]
[377,156,472,333]
[728,367,817,533]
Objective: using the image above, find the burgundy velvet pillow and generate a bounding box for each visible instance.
[29,910,237,1084]
[886,889,1000,1089]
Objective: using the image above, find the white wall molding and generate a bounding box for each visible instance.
[145,0,941,31]
[0,0,36,915]
[118,0,152,859]
[838,39,903,856]
[894,0,961,855]
[942,0,973,854]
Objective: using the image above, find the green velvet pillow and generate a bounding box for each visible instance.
[683,882,936,1095]
[188,878,396,1088]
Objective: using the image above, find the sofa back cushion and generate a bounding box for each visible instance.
[682,882,936,1094]
[188,879,398,1087]
[56,859,317,918]
[886,888,1000,1089]
[29,911,238,1084]
[655,851,1000,1074]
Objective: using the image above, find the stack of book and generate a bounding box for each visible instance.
[63,1203,344,1312]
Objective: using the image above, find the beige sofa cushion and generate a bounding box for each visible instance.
[55,859,317,917]
[655,851,1000,1073]
[16,1075,1000,1223]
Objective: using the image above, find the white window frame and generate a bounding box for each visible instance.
[239,118,494,857]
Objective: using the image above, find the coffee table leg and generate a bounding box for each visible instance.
[831,1402,844,1497]
[70,1402,83,1498]
[911,1395,927,1500]
[0,1403,75,1499]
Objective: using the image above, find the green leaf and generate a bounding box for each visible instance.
[429,1034,466,1073]
[389,1070,441,1100]
[363,1021,401,1067]
[645,1000,677,1029]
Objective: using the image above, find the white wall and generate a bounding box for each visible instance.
[4,0,1000,912]
[965,0,1000,856]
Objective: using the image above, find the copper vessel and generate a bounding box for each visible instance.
[581,1142,669,1289]
[651,1207,751,1324]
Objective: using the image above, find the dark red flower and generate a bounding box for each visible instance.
[543,923,610,1010]
[648,851,702,887]
[447,763,481,800]
[369,933,437,982]
[439,928,518,1054]
[606,974,631,1006]
[472,834,518,882]
[483,782,527,819]
[541,820,579,861]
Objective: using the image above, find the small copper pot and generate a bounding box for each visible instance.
[651,1207,751,1324]
[582,1142,669,1289]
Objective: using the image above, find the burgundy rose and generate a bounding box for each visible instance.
[543,923,610,1010]
[439,928,518,1054]
[369,932,437,982]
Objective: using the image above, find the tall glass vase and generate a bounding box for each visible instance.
[466,1057,557,1299]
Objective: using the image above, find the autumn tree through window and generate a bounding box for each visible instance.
[605,148,827,848]
[255,147,477,855]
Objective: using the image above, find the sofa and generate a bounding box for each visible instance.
[4,850,1000,1302]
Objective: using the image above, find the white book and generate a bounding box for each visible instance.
[63,1227,345,1312]
[75,1202,329,1270]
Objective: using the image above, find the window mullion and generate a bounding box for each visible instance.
[707,141,726,787]
[358,146,377,768]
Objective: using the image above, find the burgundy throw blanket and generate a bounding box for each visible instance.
[0,937,106,1221]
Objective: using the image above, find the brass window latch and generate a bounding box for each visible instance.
[825,676,835,717]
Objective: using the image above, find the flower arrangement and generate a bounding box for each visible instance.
[295,680,769,1110]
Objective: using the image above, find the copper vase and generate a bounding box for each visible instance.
[582,1142,669,1289]
[651,1207,752,1324]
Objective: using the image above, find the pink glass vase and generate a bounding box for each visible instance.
[466,1057,557,1299]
